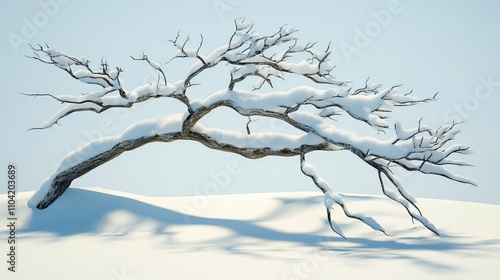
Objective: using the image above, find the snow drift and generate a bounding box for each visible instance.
[2,188,500,279]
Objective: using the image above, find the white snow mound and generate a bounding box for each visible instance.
[1,188,499,280]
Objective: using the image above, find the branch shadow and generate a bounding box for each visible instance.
[22,188,327,245]
[20,188,500,271]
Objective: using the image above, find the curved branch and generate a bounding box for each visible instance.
[30,117,333,210]
[377,170,440,236]
[300,152,387,238]
[130,53,167,85]
[27,20,475,237]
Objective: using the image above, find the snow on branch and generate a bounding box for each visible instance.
[300,153,386,239]
[130,52,167,85]
[26,20,475,238]
[27,43,126,95]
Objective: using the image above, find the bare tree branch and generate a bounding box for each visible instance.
[26,20,475,237]
[130,52,167,85]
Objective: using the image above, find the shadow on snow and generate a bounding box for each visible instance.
[20,188,500,271]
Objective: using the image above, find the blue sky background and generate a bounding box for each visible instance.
[1,0,499,205]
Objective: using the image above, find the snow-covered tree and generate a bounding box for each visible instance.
[26,19,475,238]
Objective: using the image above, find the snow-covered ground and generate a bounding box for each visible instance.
[1,188,499,279]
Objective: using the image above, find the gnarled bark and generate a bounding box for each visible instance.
[26,19,475,237]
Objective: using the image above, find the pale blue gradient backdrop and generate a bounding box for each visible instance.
[1,0,499,204]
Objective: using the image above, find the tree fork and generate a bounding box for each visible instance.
[27,19,475,237]
[35,129,332,210]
